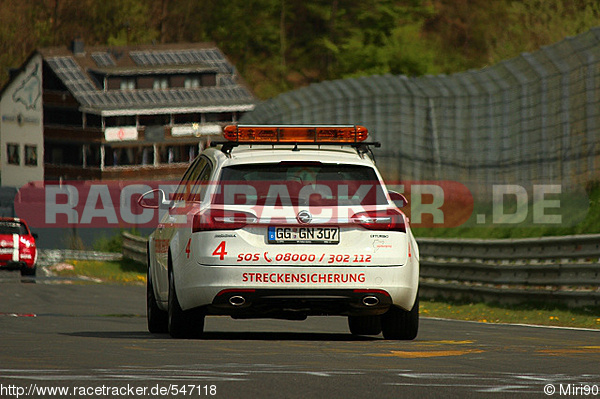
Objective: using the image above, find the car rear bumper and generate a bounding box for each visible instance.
[0,260,30,271]
[174,261,419,315]
[208,288,394,319]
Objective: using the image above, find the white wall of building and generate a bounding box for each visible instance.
[0,53,44,188]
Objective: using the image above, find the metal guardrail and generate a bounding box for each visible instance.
[121,232,600,308]
[37,249,122,267]
[122,232,148,266]
[417,235,600,308]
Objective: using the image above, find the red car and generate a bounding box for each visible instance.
[0,217,37,276]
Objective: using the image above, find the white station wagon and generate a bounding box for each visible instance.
[140,125,420,339]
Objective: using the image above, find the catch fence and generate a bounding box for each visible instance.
[242,28,600,198]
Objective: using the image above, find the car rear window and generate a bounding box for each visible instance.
[214,162,387,206]
[0,221,28,235]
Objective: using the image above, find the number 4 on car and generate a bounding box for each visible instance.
[139,125,420,340]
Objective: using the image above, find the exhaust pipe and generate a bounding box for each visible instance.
[229,296,246,306]
[362,295,380,307]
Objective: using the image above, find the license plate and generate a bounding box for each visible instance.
[268,227,339,244]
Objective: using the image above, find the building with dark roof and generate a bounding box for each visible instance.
[0,40,256,188]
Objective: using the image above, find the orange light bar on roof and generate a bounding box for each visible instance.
[223,125,368,143]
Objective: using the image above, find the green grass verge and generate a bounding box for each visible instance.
[422,299,600,329]
[50,259,147,285]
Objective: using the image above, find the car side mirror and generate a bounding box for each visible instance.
[138,189,172,209]
[389,191,408,208]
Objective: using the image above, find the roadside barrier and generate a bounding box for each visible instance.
[121,232,600,308]
[37,249,122,267]
[418,235,600,308]
[122,232,148,266]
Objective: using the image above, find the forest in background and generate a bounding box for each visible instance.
[1,0,599,99]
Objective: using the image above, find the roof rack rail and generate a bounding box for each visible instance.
[210,140,381,157]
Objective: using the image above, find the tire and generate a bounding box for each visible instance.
[381,297,419,340]
[147,268,168,333]
[168,268,205,339]
[348,315,382,336]
[20,266,36,277]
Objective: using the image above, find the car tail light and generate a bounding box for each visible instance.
[351,209,406,232]
[18,237,36,262]
[19,236,34,248]
[192,209,256,232]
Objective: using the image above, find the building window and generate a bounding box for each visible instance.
[184,76,200,88]
[104,145,154,167]
[205,112,234,122]
[45,143,83,166]
[107,147,136,166]
[7,144,20,165]
[173,113,201,124]
[120,78,136,90]
[24,145,38,166]
[139,114,171,127]
[43,106,82,126]
[158,144,197,164]
[85,144,102,167]
[104,115,137,127]
[86,113,102,128]
[153,77,169,90]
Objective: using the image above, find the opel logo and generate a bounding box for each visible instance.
[296,210,312,224]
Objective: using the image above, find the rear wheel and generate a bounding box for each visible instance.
[147,268,168,333]
[20,266,36,277]
[348,315,382,336]
[381,297,419,340]
[168,268,205,338]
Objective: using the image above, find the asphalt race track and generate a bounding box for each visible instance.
[1,270,599,398]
